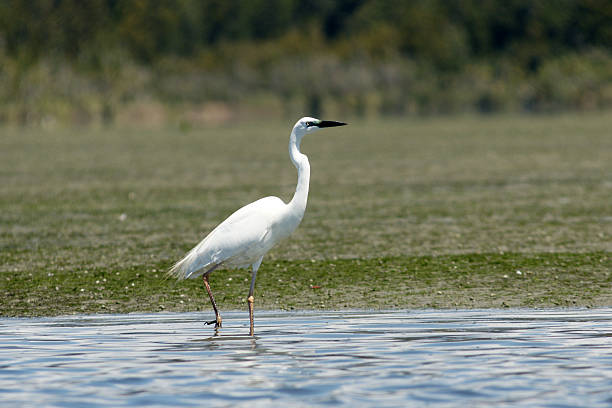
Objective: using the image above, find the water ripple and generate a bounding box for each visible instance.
[1,309,611,407]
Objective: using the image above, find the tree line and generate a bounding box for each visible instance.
[1,0,611,125]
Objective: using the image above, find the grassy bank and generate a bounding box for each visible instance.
[1,253,610,317]
[1,113,611,316]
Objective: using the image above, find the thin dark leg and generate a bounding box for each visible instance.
[202,264,222,328]
[247,258,263,336]
[247,267,258,336]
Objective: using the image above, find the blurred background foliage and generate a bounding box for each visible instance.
[0,0,611,126]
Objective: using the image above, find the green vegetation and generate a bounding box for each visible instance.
[1,1,611,125]
[2,254,610,316]
[1,114,610,315]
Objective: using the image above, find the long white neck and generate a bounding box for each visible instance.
[288,130,310,218]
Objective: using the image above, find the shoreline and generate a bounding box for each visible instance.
[2,253,609,317]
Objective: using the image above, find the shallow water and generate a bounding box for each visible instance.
[1,309,611,407]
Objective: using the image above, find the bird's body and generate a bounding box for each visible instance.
[168,117,346,335]
[169,195,301,277]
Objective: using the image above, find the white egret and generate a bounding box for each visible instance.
[168,117,347,335]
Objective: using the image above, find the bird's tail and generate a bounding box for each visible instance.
[167,248,200,280]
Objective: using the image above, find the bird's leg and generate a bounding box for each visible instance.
[203,273,222,328]
[247,258,262,336]
[247,271,256,336]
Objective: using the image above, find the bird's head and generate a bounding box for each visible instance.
[293,117,347,139]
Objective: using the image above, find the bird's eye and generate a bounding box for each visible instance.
[305,121,315,128]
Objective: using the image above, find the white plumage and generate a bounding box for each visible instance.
[169,196,293,278]
[168,117,346,335]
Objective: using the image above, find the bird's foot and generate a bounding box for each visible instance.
[204,318,221,329]
[204,319,222,328]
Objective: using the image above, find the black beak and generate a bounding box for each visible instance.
[318,120,347,128]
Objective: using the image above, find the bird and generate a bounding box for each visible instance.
[168,117,347,336]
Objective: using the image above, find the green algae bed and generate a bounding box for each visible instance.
[1,114,611,316]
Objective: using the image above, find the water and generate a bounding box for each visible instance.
[1,309,611,407]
